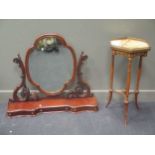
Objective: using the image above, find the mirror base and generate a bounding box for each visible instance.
[7,97,98,117]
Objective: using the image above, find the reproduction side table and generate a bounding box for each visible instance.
[106,37,151,126]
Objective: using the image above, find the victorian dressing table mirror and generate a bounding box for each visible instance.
[7,34,98,116]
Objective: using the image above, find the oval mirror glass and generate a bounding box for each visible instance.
[27,36,75,94]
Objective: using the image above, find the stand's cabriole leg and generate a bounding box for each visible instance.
[135,56,143,110]
[106,52,115,108]
[124,57,132,126]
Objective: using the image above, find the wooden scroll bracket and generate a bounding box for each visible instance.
[7,52,98,117]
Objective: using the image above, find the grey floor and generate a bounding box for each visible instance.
[0,94,155,135]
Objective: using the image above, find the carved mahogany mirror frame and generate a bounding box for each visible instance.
[25,34,77,96]
[7,34,98,117]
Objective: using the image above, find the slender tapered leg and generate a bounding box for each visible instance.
[106,53,115,108]
[124,57,132,126]
[135,56,143,110]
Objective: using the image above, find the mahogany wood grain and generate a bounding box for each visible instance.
[7,97,98,117]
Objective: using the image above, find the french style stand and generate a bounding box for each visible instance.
[106,37,150,126]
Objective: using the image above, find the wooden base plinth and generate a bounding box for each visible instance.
[7,97,98,117]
